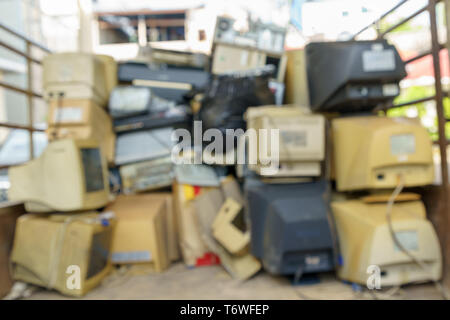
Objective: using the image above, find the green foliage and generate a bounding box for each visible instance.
[387,86,450,141]
[379,19,424,34]
[388,85,434,117]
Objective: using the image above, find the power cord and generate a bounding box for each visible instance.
[386,175,449,300]
[51,91,65,139]
[292,265,316,300]
[354,285,404,300]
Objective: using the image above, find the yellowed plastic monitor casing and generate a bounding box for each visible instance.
[8,139,110,212]
[332,198,442,286]
[46,99,116,165]
[43,53,113,107]
[245,105,325,177]
[95,54,118,98]
[11,212,114,297]
[332,116,434,191]
[212,198,250,256]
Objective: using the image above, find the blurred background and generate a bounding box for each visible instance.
[1,0,450,301]
[0,0,449,168]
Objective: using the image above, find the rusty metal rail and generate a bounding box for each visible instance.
[0,22,50,165]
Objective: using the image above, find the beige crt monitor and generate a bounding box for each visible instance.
[9,139,110,212]
[245,105,325,177]
[11,212,115,297]
[95,54,118,98]
[46,99,116,165]
[332,116,434,191]
[331,195,442,286]
[43,53,115,107]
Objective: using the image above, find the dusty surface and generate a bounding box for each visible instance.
[24,263,443,300]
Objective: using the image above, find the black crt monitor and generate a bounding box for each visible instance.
[305,40,406,113]
[244,176,335,276]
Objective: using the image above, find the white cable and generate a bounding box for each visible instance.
[385,176,449,300]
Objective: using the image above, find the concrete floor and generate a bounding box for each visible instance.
[25,262,443,300]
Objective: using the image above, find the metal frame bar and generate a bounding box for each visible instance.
[0,41,41,64]
[0,22,50,168]
[0,81,42,98]
[379,95,436,110]
[352,0,409,39]
[0,122,44,131]
[379,5,428,38]
[429,0,449,192]
[0,22,50,53]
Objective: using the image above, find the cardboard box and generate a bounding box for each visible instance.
[0,202,26,298]
[220,176,244,205]
[46,99,115,165]
[11,212,115,297]
[106,195,170,272]
[172,176,257,276]
[172,183,221,267]
[142,192,180,262]
[173,183,208,266]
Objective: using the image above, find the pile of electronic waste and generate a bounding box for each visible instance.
[3,16,445,299]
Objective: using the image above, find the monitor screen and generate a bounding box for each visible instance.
[87,228,112,279]
[390,134,416,156]
[231,208,247,233]
[81,148,105,192]
[259,115,324,162]
[280,129,308,148]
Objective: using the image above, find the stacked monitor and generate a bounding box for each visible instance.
[243,105,335,276]
[43,53,117,107]
[330,116,442,286]
[46,98,115,165]
[332,116,434,191]
[305,40,406,113]
[11,212,114,297]
[9,52,119,297]
[245,106,325,177]
[298,39,443,286]
[244,177,334,275]
[9,139,109,212]
[281,38,443,287]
